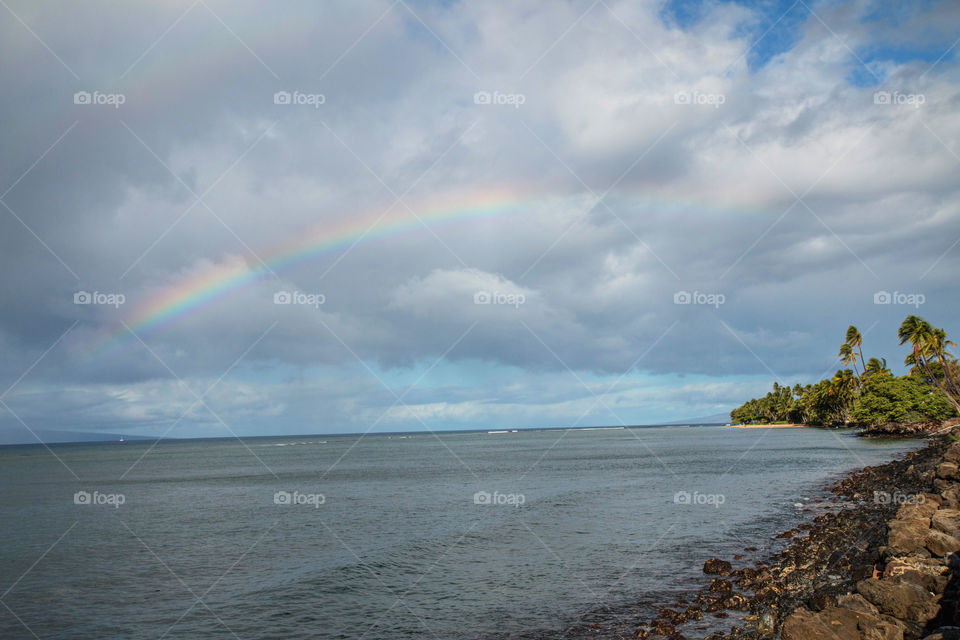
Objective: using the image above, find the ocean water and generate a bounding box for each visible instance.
[0,426,919,639]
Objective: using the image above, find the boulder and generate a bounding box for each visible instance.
[838,593,881,615]
[781,604,904,640]
[939,463,960,481]
[933,510,960,538]
[889,519,933,555]
[857,577,942,623]
[926,530,960,558]
[900,500,940,520]
[884,557,951,593]
[941,486,960,511]
[944,441,960,464]
[703,558,732,575]
[781,608,841,640]
[708,579,732,594]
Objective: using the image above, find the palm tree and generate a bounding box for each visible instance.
[839,343,860,378]
[899,316,960,414]
[845,325,866,373]
[930,328,960,399]
[864,357,889,377]
[831,369,857,423]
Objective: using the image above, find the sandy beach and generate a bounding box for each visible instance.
[727,423,808,429]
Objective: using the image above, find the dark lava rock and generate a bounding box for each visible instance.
[682,606,703,622]
[621,438,949,640]
[709,579,734,594]
[851,564,876,581]
[704,558,732,575]
[649,620,675,635]
[807,592,835,611]
[723,594,750,611]
[655,608,685,625]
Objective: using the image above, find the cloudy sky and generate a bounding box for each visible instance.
[1,0,958,443]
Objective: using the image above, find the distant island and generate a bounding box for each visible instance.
[730,316,960,436]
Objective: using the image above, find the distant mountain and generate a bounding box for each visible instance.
[0,430,154,445]
[662,412,731,426]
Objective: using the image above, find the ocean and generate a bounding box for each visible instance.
[0,425,919,639]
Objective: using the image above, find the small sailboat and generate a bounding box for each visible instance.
[119,435,125,442]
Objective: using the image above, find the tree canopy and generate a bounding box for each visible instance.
[730,317,960,427]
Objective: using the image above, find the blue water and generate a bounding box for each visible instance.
[0,426,918,639]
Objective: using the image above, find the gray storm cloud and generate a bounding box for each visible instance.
[1,0,958,440]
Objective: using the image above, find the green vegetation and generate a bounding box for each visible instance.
[730,316,960,427]
[850,371,956,425]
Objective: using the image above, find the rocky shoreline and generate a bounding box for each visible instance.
[629,435,960,640]
[858,419,960,439]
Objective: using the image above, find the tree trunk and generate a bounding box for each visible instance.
[936,349,960,400]
[920,354,960,415]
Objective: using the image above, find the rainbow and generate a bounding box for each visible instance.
[89,186,766,359]
[90,186,538,357]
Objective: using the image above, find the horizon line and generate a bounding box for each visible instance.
[0,421,732,448]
